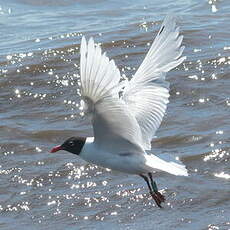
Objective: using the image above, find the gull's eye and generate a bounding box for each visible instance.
[69,141,74,146]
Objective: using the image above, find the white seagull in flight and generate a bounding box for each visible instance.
[51,15,188,208]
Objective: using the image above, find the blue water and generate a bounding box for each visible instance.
[0,0,230,229]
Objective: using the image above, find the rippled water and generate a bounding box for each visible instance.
[0,0,230,229]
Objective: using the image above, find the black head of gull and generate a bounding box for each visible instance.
[50,137,86,155]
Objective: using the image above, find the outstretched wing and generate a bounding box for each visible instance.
[123,15,186,150]
[80,36,120,105]
[80,37,144,153]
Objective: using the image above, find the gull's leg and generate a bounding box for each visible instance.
[148,173,165,203]
[140,174,163,208]
[148,172,158,192]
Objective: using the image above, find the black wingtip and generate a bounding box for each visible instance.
[159,25,165,35]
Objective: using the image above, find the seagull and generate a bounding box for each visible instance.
[50,15,188,208]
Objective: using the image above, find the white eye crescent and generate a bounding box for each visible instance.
[69,141,74,146]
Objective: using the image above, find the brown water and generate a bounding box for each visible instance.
[0,0,230,229]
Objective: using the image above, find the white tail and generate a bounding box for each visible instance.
[144,154,188,176]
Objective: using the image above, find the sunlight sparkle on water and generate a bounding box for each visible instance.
[188,75,199,80]
[6,55,12,60]
[214,172,230,180]
[47,200,56,206]
[35,147,42,152]
[15,89,20,94]
[215,130,223,135]
[211,5,218,13]
[204,148,229,162]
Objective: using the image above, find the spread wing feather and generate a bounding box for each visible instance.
[79,15,186,152]
[80,37,120,103]
[123,15,186,149]
[80,37,144,153]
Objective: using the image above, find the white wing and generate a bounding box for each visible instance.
[123,15,186,150]
[80,37,144,153]
[80,36,120,105]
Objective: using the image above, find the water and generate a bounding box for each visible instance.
[0,0,230,229]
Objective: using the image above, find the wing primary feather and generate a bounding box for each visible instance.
[122,15,185,149]
[79,37,146,152]
[79,16,185,151]
[80,36,87,93]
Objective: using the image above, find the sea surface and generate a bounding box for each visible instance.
[0,0,229,229]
